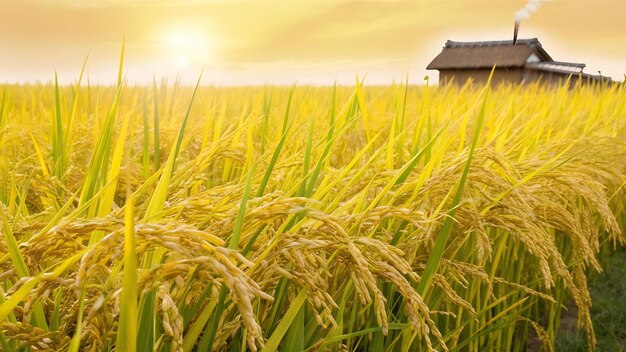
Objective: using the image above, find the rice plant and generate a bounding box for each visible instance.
[0,66,625,352]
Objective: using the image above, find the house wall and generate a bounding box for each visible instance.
[523,69,575,86]
[523,69,609,87]
[437,68,610,87]
[438,68,523,85]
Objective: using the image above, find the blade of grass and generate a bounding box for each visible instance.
[261,287,308,352]
[0,249,86,326]
[63,54,89,157]
[52,72,64,179]
[0,203,48,330]
[199,166,255,350]
[89,108,131,243]
[182,298,217,352]
[136,72,202,352]
[152,75,161,171]
[282,303,305,352]
[0,85,6,128]
[143,71,203,224]
[29,133,50,178]
[355,76,372,143]
[116,188,138,352]
[77,83,123,216]
[254,85,295,197]
[416,74,492,297]
[142,91,151,179]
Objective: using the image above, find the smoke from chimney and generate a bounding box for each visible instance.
[513,0,542,45]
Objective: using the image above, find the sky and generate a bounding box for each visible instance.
[0,0,624,85]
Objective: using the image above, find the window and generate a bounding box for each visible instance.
[526,54,541,63]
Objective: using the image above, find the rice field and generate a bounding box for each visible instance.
[0,67,625,352]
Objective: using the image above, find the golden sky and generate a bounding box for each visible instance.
[1,0,624,84]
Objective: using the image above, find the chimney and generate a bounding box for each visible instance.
[513,21,520,45]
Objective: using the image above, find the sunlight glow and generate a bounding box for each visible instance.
[165,30,209,69]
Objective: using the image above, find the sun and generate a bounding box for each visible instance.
[165,30,209,69]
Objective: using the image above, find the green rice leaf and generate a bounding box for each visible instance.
[261,288,308,352]
[116,192,138,352]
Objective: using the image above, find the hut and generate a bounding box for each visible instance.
[427,38,609,86]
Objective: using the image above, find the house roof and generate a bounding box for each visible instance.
[527,62,610,82]
[426,38,553,70]
[526,61,586,75]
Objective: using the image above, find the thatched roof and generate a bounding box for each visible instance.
[426,38,553,70]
